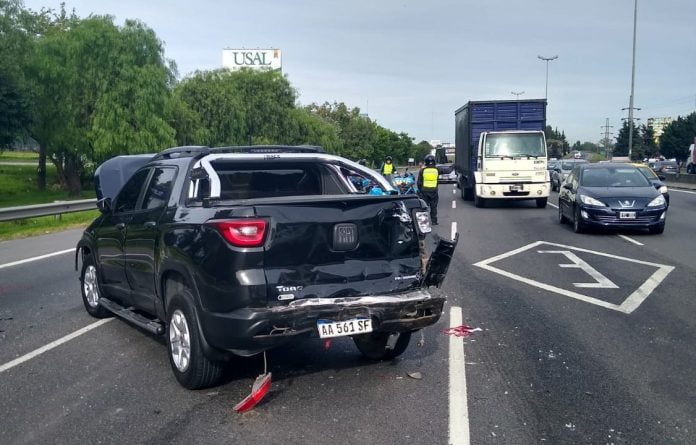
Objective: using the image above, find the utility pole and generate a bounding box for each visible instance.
[600,118,614,159]
[537,55,559,99]
[511,91,525,99]
[627,0,639,159]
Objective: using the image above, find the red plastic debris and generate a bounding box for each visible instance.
[442,325,478,337]
[233,372,272,413]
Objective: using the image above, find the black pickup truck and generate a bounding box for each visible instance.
[76,145,457,389]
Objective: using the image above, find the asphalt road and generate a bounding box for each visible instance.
[1,188,695,444]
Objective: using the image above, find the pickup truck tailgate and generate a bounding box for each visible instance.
[254,197,422,304]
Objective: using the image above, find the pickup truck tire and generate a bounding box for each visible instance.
[80,254,112,319]
[474,193,486,208]
[353,331,411,360]
[536,198,547,208]
[166,289,223,390]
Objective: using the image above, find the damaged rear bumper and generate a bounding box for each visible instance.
[199,289,445,357]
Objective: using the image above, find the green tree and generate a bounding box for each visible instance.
[613,120,644,160]
[640,124,658,158]
[0,0,35,149]
[28,15,176,194]
[545,125,569,156]
[659,112,696,161]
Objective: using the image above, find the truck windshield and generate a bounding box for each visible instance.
[484,133,546,158]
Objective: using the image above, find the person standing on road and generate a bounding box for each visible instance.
[418,154,439,225]
[380,156,395,185]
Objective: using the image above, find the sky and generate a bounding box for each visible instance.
[25,0,696,145]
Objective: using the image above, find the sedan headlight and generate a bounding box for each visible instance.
[579,195,606,206]
[659,185,668,194]
[648,195,666,207]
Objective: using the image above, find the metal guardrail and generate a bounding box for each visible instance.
[0,199,97,222]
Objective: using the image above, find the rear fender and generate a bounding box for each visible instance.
[423,233,459,288]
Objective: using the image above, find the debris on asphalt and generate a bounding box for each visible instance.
[417,330,425,347]
[442,325,482,337]
[407,371,423,380]
[233,372,272,413]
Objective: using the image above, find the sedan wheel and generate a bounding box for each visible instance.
[573,206,584,233]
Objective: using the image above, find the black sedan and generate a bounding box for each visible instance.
[558,163,667,234]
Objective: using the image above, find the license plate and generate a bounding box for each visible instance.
[510,185,522,191]
[619,211,636,219]
[317,318,372,338]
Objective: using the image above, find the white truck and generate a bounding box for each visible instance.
[687,139,695,174]
[455,100,550,208]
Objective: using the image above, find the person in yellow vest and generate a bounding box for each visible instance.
[380,156,395,185]
[417,154,439,225]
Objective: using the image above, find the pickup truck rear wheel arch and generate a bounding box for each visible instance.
[161,270,231,363]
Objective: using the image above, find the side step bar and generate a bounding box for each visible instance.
[99,297,165,335]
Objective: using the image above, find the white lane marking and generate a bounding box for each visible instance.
[669,188,696,195]
[449,306,470,445]
[538,250,619,288]
[617,234,644,246]
[453,188,457,194]
[547,201,559,209]
[473,241,674,314]
[451,221,457,241]
[452,200,457,209]
[0,248,75,270]
[0,318,114,373]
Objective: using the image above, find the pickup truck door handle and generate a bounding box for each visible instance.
[115,222,126,231]
[144,221,157,228]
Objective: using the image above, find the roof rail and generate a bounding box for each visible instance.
[152,146,210,161]
[210,145,325,154]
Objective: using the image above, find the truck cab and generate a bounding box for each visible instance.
[472,130,549,208]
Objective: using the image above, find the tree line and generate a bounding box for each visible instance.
[613,113,696,162]
[0,1,431,195]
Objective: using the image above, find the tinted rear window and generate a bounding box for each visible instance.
[212,162,322,200]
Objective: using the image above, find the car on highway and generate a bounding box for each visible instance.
[76,145,457,389]
[634,163,670,206]
[558,163,667,234]
[551,159,588,192]
[437,164,458,184]
[649,160,678,174]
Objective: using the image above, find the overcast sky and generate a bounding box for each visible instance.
[25,0,696,144]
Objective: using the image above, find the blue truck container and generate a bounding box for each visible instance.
[455,99,547,192]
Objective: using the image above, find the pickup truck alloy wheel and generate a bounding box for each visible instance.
[83,265,99,308]
[165,285,223,389]
[80,254,111,318]
[169,309,191,372]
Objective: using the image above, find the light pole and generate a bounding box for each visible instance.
[511,91,525,99]
[627,0,639,159]
[537,55,558,99]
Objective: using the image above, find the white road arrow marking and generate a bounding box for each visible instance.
[537,250,619,288]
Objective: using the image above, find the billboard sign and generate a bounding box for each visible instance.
[222,48,282,71]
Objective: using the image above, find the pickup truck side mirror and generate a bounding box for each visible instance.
[97,197,113,214]
[562,183,573,191]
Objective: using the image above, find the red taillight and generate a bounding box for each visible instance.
[233,373,272,413]
[208,219,267,247]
